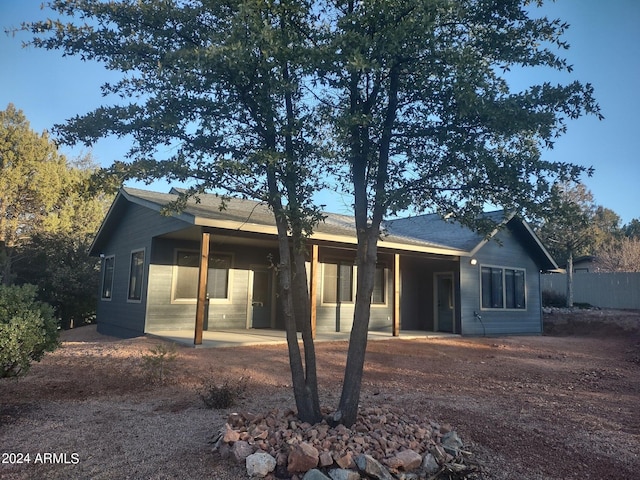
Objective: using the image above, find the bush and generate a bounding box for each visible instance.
[0,284,59,378]
[141,343,178,385]
[199,376,248,409]
[542,290,567,308]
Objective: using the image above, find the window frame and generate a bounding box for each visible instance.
[127,248,145,303]
[101,255,115,301]
[321,259,355,305]
[371,264,388,306]
[320,260,388,307]
[171,249,234,304]
[480,264,527,311]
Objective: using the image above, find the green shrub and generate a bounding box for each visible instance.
[141,343,178,385]
[542,290,567,308]
[199,376,248,409]
[0,284,59,378]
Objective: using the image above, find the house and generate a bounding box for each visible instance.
[89,187,558,341]
[561,255,597,273]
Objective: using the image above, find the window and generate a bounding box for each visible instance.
[174,250,232,301]
[371,265,386,304]
[322,261,353,303]
[101,255,115,300]
[128,249,145,301]
[481,266,526,309]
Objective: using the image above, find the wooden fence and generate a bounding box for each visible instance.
[541,272,640,310]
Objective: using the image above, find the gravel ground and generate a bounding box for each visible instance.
[1,311,639,479]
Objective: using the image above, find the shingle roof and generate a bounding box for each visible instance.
[96,187,555,269]
[383,211,507,251]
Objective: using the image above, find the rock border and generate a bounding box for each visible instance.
[212,407,479,479]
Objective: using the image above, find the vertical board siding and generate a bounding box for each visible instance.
[541,272,640,309]
[460,227,542,335]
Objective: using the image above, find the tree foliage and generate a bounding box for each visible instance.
[0,283,59,378]
[1,104,69,284]
[595,237,640,273]
[14,232,102,329]
[23,0,327,422]
[317,1,601,425]
[623,218,640,239]
[21,0,602,426]
[536,182,596,263]
[0,104,109,325]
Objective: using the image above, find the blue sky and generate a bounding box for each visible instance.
[1,0,639,224]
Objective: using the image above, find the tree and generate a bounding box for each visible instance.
[22,0,602,427]
[23,0,325,423]
[595,237,640,272]
[0,104,109,322]
[623,219,640,239]
[592,206,622,249]
[12,155,111,328]
[0,104,71,284]
[536,182,596,306]
[319,1,601,425]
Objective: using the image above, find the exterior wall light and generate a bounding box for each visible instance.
[470,258,478,265]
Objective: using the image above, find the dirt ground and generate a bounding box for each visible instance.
[1,311,639,480]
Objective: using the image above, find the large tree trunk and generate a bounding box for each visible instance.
[566,250,574,308]
[334,228,379,427]
[333,61,400,427]
[291,246,322,421]
[267,167,322,424]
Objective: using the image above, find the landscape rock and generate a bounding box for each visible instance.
[222,423,241,443]
[302,469,331,480]
[334,452,354,469]
[422,453,440,474]
[246,452,276,478]
[214,407,477,479]
[385,449,422,471]
[328,468,361,480]
[441,431,464,456]
[355,454,394,480]
[288,442,319,473]
[319,451,334,467]
[232,440,254,463]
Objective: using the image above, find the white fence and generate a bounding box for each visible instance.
[541,272,640,310]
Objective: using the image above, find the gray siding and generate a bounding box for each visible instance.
[314,250,394,333]
[460,228,542,335]
[145,238,279,332]
[96,203,190,337]
[400,256,459,332]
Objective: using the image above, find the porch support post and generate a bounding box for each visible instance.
[194,230,210,345]
[393,253,401,337]
[310,244,319,339]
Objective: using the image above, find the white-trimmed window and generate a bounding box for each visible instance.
[101,255,115,300]
[371,265,386,305]
[322,261,353,304]
[322,261,386,305]
[127,249,145,302]
[481,266,526,310]
[173,250,232,302]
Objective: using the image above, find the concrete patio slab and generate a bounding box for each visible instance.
[146,328,457,348]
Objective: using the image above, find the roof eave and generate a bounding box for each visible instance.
[194,216,466,256]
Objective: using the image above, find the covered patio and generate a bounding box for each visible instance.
[147,328,458,348]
